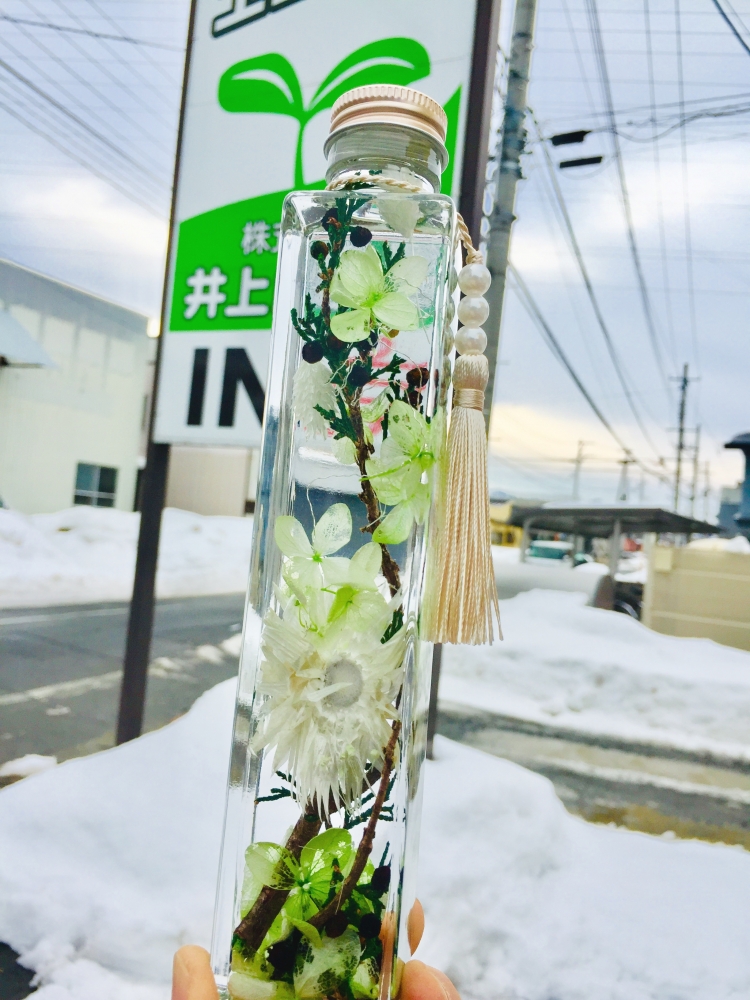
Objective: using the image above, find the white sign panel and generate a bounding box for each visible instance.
[154,0,481,446]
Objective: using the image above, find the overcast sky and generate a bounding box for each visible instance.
[0,0,748,512]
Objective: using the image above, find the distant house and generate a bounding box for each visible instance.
[0,258,155,514]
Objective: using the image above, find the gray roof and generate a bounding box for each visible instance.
[0,258,149,342]
[501,502,718,537]
[725,433,750,450]
[0,309,54,367]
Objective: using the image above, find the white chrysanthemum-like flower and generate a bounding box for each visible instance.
[252,601,405,814]
[293,359,336,437]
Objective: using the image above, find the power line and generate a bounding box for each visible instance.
[0,56,168,189]
[675,0,701,374]
[530,113,667,457]
[47,0,176,126]
[724,0,750,39]
[0,88,165,217]
[0,11,171,162]
[584,0,672,395]
[508,263,671,489]
[38,0,173,130]
[0,12,183,50]
[710,0,750,58]
[643,0,678,369]
[83,0,180,87]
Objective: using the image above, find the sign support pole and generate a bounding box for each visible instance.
[426,0,502,761]
[115,0,198,744]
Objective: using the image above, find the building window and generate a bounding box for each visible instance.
[74,463,118,507]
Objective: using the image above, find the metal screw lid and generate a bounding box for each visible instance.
[328,85,448,146]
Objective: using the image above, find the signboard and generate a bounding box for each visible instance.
[154,0,483,447]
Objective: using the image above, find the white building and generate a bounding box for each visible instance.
[0,258,154,514]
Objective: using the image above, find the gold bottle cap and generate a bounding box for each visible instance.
[328,85,448,146]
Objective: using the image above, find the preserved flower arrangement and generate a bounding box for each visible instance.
[211,86,499,1000]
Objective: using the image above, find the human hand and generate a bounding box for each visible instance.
[172,900,460,1000]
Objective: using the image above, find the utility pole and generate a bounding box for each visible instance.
[616,452,635,502]
[572,439,588,500]
[483,0,539,429]
[690,424,701,517]
[672,362,690,512]
[703,461,711,521]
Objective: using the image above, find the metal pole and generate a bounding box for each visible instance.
[459,0,504,245]
[673,362,689,511]
[426,0,503,762]
[572,439,586,501]
[425,643,443,761]
[703,461,711,521]
[690,424,701,517]
[520,517,533,562]
[116,443,170,743]
[115,0,198,744]
[609,518,621,580]
[483,0,539,428]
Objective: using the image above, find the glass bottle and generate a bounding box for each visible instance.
[211,86,458,1000]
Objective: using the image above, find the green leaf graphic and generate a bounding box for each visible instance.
[307,37,431,117]
[218,39,431,188]
[218,53,304,119]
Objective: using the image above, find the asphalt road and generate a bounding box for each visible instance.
[0,594,246,768]
[438,703,750,848]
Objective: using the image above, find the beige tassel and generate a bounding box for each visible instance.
[425,353,501,644]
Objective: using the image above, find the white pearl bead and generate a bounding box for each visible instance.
[443,327,455,354]
[457,295,489,327]
[448,267,459,293]
[445,298,455,323]
[455,326,487,355]
[458,263,491,296]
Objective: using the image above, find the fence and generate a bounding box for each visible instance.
[642,545,750,651]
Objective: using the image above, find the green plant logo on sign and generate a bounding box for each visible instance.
[169,37,461,333]
[218,38,430,188]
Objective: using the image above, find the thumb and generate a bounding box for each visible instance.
[401,960,461,1000]
[172,946,218,1000]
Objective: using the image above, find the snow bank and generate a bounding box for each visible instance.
[1,678,749,1000]
[0,754,57,780]
[442,589,750,758]
[0,506,253,608]
[688,534,750,553]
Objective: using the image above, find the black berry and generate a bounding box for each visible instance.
[310,241,328,260]
[350,226,372,247]
[267,937,296,976]
[321,208,339,228]
[359,913,382,940]
[406,367,430,388]
[407,389,421,408]
[327,334,347,352]
[325,913,349,939]
[348,363,371,387]
[302,341,324,364]
[370,865,390,894]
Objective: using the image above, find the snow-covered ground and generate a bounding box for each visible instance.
[0,506,253,608]
[442,589,750,761]
[0,679,748,1000]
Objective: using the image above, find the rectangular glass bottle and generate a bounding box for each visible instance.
[211,107,457,1000]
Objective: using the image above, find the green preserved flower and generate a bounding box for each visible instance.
[329,245,428,342]
[366,402,443,544]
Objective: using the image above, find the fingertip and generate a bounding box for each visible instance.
[172,946,217,1000]
[400,960,460,1000]
[407,898,425,954]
